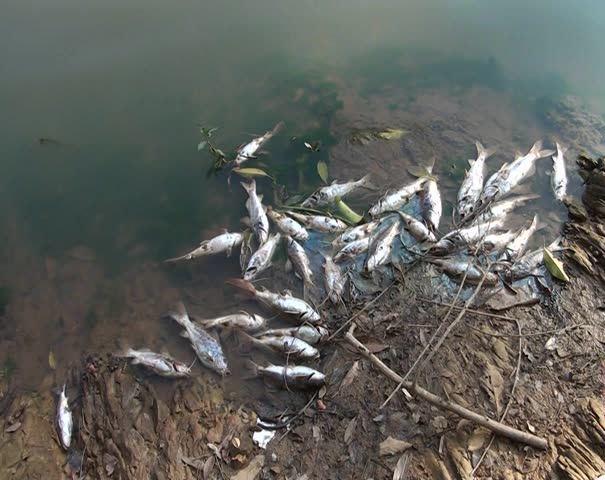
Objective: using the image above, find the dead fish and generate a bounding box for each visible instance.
[118,348,191,377]
[324,254,347,304]
[395,211,436,243]
[429,259,499,285]
[457,141,495,218]
[239,230,254,274]
[334,237,370,262]
[165,230,244,262]
[366,220,401,272]
[246,361,325,389]
[56,384,72,450]
[166,302,229,375]
[473,194,540,224]
[234,121,284,166]
[285,236,314,289]
[302,174,372,207]
[509,237,562,279]
[244,233,281,280]
[267,207,309,241]
[432,218,504,254]
[253,325,329,345]
[481,230,517,253]
[419,177,442,231]
[332,221,378,247]
[241,179,269,245]
[245,333,320,360]
[288,211,348,233]
[368,177,428,217]
[228,278,321,323]
[551,142,568,201]
[498,215,539,262]
[198,311,267,332]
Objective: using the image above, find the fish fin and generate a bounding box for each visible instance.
[475,141,496,160]
[514,150,523,160]
[555,141,568,156]
[528,140,543,156]
[285,259,293,273]
[539,149,555,158]
[179,331,189,338]
[548,236,563,251]
[529,140,555,159]
[226,278,257,297]
[269,121,285,137]
[163,253,189,263]
[164,302,190,327]
[240,216,252,227]
[467,159,475,167]
[257,194,264,202]
[358,173,378,190]
[240,179,256,194]
[221,228,228,233]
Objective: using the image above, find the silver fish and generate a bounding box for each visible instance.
[396,211,436,243]
[56,384,72,450]
[432,218,504,254]
[288,212,348,233]
[429,259,499,285]
[420,178,442,231]
[324,254,347,304]
[234,121,284,166]
[286,236,314,288]
[551,142,568,201]
[267,207,309,241]
[498,215,539,262]
[119,348,191,377]
[368,177,428,217]
[248,361,325,389]
[229,279,321,323]
[165,230,243,262]
[302,174,372,207]
[331,221,378,247]
[366,220,401,272]
[334,237,370,262]
[253,325,329,345]
[198,311,267,332]
[248,334,320,360]
[473,194,539,224]
[166,302,229,375]
[509,237,562,279]
[482,231,517,253]
[241,179,269,245]
[239,230,254,273]
[244,233,281,280]
[457,141,495,218]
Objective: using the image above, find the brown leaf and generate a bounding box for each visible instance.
[379,436,412,456]
[392,453,410,480]
[207,423,224,443]
[344,416,357,444]
[486,364,504,415]
[230,454,264,480]
[467,428,491,452]
[5,421,21,433]
[182,456,206,470]
[340,361,360,391]
[366,342,389,354]
[203,456,215,480]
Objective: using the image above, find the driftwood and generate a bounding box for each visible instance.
[344,328,549,450]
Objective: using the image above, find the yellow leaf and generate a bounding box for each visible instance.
[232,167,273,180]
[377,128,407,140]
[317,161,329,183]
[335,199,363,224]
[48,351,56,370]
[543,247,570,282]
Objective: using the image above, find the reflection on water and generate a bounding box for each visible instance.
[2,1,605,405]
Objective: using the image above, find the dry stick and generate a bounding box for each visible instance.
[471,317,523,477]
[344,329,548,450]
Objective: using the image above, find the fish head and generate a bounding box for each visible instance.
[243,266,258,281]
[203,353,230,376]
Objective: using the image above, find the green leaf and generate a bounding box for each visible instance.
[543,248,570,282]
[317,161,329,183]
[376,128,407,140]
[197,140,207,151]
[232,167,273,180]
[335,198,363,224]
[48,351,56,370]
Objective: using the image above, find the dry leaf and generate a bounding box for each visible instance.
[230,454,264,480]
[379,436,412,456]
[203,456,215,480]
[5,421,21,433]
[486,364,504,415]
[366,342,389,354]
[392,453,410,480]
[340,361,360,391]
[545,337,557,351]
[207,423,223,443]
[344,416,357,444]
[48,351,56,370]
[467,428,491,452]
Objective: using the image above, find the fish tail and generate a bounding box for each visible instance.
[555,141,568,157]
[240,179,256,194]
[165,301,191,328]
[358,173,377,190]
[548,236,563,251]
[269,121,285,137]
[475,141,496,160]
[529,140,555,159]
[226,278,257,297]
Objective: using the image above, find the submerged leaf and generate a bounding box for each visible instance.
[317,161,329,183]
[543,247,570,282]
[376,128,407,140]
[335,199,363,224]
[197,140,208,151]
[232,167,273,180]
[48,351,56,370]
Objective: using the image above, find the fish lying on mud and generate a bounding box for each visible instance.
[234,121,284,166]
[267,207,309,241]
[253,325,329,345]
[285,236,314,290]
[481,230,517,253]
[323,254,347,304]
[244,233,281,280]
[118,348,191,377]
[166,302,229,376]
[368,177,428,217]
[56,385,73,450]
[395,211,436,243]
[334,237,370,262]
[457,141,495,219]
[419,177,442,232]
[165,231,244,262]
[473,194,539,224]
[508,237,562,279]
[246,361,325,389]
[197,311,267,332]
[228,279,321,323]
[428,258,499,285]
[431,218,505,255]
[302,174,372,207]
[287,212,348,233]
[498,215,539,262]
[242,179,269,245]
[366,220,401,272]
[551,142,568,201]
[331,221,378,247]
[242,333,320,360]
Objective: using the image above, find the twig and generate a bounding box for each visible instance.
[344,330,548,450]
[471,318,523,477]
[327,282,395,341]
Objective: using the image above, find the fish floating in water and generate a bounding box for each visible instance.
[56,384,73,450]
[244,233,281,280]
[267,207,309,241]
[234,121,284,166]
[166,302,229,376]
[457,141,495,219]
[165,230,243,262]
[197,311,267,332]
[551,142,568,201]
[242,179,270,245]
[118,348,191,377]
[246,361,325,390]
[302,174,372,207]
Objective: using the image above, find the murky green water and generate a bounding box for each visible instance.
[2,1,605,395]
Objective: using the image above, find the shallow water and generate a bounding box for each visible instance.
[2,1,605,406]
